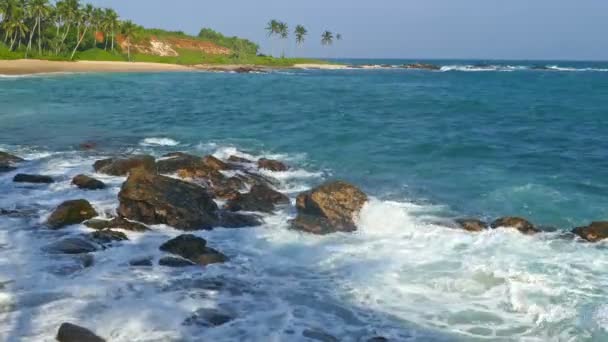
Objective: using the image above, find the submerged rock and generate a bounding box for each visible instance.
[257,158,288,171]
[47,199,98,229]
[72,174,106,190]
[117,168,219,230]
[224,184,290,213]
[291,181,368,234]
[183,308,234,327]
[44,237,99,254]
[456,218,488,232]
[227,155,253,164]
[93,155,156,176]
[0,151,24,164]
[129,257,153,266]
[84,217,149,232]
[159,256,196,267]
[490,217,539,235]
[402,63,440,70]
[13,173,54,183]
[159,234,228,265]
[89,229,128,244]
[56,322,105,342]
[302,329,339,342]
[218,211,263,228]
[572,221,608,242]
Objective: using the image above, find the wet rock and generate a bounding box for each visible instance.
[0,151,24,164]
[44,237,99,254]
[0,164,16,173]
[117,168,219,230]
[225,184,290,213]
[47,199,98,229]
[84,217,150,232]
[89,229,128,244]
[79,141,97,150]
[203,155,229,171]
[218,211,263,228]
[572,221,608,242]
[402,63,440,70]
[291,181,368,234]
[456,218,487,232]
[72,174,106,190]
[129,257,153,266]
[160,234,228,265]
[93,155,156,176]
[367,337,389,342]
[13,173,54,183]
[227,155,253,164]
[302,329,339,342]
[257,158,288,171]
[56,322,105,342]
[159,256,196,267]
[490,217,539,235]
[156,152,205,174]
[183,308,234,327]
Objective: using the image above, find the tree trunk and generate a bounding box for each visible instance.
[58,23,71,54]
[127,39,131,61]
[26,19,40,58]
[38,16,42,55]
[111,29,114,51]
[9,31,17,50]
[70,26,88,60]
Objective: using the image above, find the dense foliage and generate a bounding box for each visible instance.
[198,28,259,57]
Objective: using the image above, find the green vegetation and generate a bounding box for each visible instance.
[198,28,258,56]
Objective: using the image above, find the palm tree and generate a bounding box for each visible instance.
[57,0,78,54]
[294,24,307,46]
[5,10,28,50]
[121,19,137,61]
[70,3,92,59]
[103,8,117,51]
[336,33,342,41]
[90,7,103,48]
[277,21,288,57]
[321,30,333,46]
[265,19,279,56]
[25,0,50,57]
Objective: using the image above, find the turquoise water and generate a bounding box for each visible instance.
[1,61,608,341]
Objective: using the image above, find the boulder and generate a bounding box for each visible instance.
[93,155,156,176]
[203,155,229,171]
[490,217,539,235]
[257,158,288,171]
[47,199,98,229]
[0,164,16,173]
[72,174,106,190]
[159,234,228,265]
[56,322,105,342]
[44,237,99,254]
[402,63,440,70]
[13,173,54,183]
[455,218,487,232]
[572,221,608,242]
[84,217,149,232]
[117,168,219,230]
[291,181,368,234]
[217,211,263,228]
[224,184,290,213]
[159,256,196,267]
[129,257,153,266]
[227,155,253,164]
[89,230,128,244]
[0,151,24,164]
[156,152,206,174]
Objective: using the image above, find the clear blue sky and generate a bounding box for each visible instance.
[87,0,608,60]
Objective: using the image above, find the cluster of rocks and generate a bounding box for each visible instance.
[350,63,441,71]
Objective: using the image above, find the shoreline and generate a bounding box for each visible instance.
[0,59,344,75]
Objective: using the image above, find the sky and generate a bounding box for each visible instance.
[86,0,608,60]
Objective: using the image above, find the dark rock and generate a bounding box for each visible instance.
[203,155,229,171]
[56,322,105,342]
[183,308,234,327]
[402,63,440,70]
[44,238,99,254]
[79,142,97,150]
[156,152,205,174]
[455,218,487,232]
[302,329,339,342]
[291,181,368,234]
[93,155,156,176]
[84,217,149,232]
[218,211,263,228]
[491,217,539,235]
[89,229,128,244]
[0,164,16,173]
[225,184,290,213]
[47,199,98,229]
[572,221,608,242]
[13,173,54,183]
[117,168,219,230]
[0,151,24,164]
[159,256,196,267]
[129,257,153,266]
[367,338,389,342]
[227,155,253,164]
[257,158,288,171]
[160,234,228,265]
[72,174,106,190]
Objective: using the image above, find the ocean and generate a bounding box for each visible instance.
[1,60,607,341]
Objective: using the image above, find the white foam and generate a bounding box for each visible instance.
[139,137,180,147]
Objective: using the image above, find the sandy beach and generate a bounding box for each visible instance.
[0,59,345,75]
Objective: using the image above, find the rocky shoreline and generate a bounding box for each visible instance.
[2,148,607,340]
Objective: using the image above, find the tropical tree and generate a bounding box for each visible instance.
[70,3,92,59]
[277,21,288,57]
[4,8,28,50]
[336,33,342,41]
[103,8,118,51]
[120,19,136,61]
[321,30,333,46]
[294,24,307,46]
[25,0,50,57]
[90,7,103,48]
[265,19,279,56]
